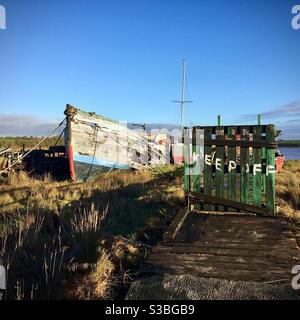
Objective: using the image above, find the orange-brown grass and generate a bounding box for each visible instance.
[276,160,300,221]
[0,166,184,300]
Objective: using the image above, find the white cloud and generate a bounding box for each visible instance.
[0,114,62,136]
[238,100,300,139]
[239,100,300,121]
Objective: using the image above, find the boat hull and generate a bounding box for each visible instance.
[64,105,171,181]
[275,155,285,173]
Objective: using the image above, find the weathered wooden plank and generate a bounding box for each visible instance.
[205,216,287,225]
[153,242,300,257]
[203,140,277,148]
[266,125,276,214]
[252,125,262,207]
[193,231,295,242]
[189,192,272,216]
[174,213,206,242]
[203,127,213,210]
[215,126,225,211]
[201,229,294,240]
[261,128,267,196]
[141,262,292,282]
[227,126,237,211]
[203,220,292,232]
[240,126,250,206]
[163,208,190,242]
[167,237,298,246]
[152,245,300,260]
[148,253,298,268]
[192,142,200,192]
[201,228,295,239]
[143,210,300,285]
[192,128,202,212]
[183,128,191,194]
[200,227,295,238]
[192,210,256,216]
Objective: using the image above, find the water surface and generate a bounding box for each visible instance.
[278,147,300,160]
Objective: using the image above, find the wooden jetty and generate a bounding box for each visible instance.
[144,209,300,283]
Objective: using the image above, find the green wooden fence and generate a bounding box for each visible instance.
[184,125,277,216]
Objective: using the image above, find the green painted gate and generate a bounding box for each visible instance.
[184,125,277,216]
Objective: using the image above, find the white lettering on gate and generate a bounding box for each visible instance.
[192,152,199,163]
[228,160,236,172]
[253,164,262,176]
[216,158,222,171]
[203,156,275,177]
[266,165,276,176]
[205,154,212,166]
[246,163,250,173]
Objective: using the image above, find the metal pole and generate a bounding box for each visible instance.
[173,59,193,137]
[258,114,261,126]
[180,59,186,133]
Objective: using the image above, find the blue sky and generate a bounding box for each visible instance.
[0,0,300,138]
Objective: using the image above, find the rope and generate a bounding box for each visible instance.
[53,127,65,147]
[0,118,67,174]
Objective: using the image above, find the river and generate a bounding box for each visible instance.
[278,147,300,160]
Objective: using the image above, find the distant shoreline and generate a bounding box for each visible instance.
[279,145,300,148]
[278,141,300,147]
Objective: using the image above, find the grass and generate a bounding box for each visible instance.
[0,160,299,300]
[276,160,300,221]
[0,136,64,151]
[0,166,183,300]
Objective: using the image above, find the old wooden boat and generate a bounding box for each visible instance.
[64,105,171,181]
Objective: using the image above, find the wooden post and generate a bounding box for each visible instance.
[192,127,200,193]
[227,126,237,211]
[215,126,225,211]
[240,126,250,206]
[191,127,201,210]
[266,125,276,214]
[204,127,213,211]
[252,125,262,207]
[183,128,191,210]
[183,128,190,193]
[64,104,77,181]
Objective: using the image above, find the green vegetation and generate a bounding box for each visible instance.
[0,136,64,151]
[277,140,300,147]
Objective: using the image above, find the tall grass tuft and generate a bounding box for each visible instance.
[0,166,184,299]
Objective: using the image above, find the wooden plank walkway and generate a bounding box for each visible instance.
[142,210,300,283]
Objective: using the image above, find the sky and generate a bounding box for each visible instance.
[0,0,300,138]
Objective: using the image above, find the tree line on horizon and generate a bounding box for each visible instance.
[0,136,64,151]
